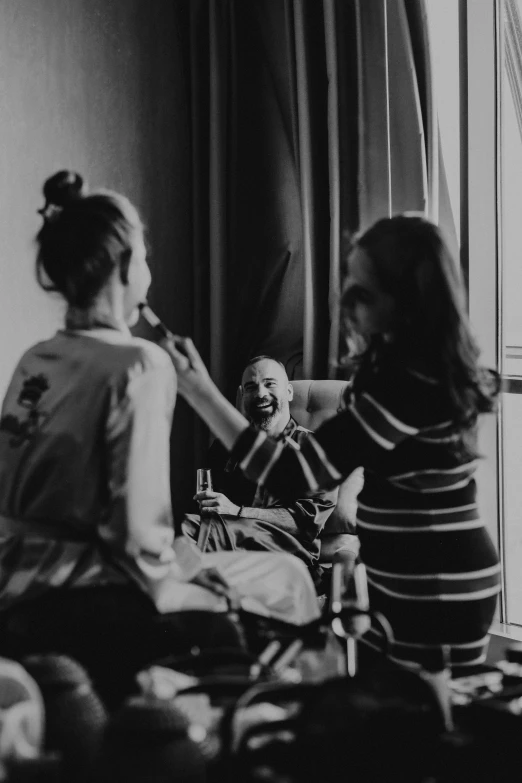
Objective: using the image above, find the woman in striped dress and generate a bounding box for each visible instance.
[168,214,501,672]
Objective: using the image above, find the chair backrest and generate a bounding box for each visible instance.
[287,380,349,430]
[236,379,362,540]
[290,381,362,538]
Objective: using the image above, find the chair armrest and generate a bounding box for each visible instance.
[319,534,360,564]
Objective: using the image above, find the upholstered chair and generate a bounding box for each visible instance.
[287,380,362,562]
[236,380,362,562]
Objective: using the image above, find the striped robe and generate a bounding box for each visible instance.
[230,360,501,671]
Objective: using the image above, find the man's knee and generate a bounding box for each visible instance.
[272,552,311,581]
[182,514,200,541]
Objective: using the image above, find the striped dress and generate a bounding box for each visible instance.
[230,358,501,671]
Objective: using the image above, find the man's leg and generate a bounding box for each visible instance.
[182,513,201,543]
[183,513,325,597]
[182,513,233,551]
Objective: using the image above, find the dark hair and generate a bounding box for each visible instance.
[342,214,499,430]
[243,355,287,374]
[36,170,143,309]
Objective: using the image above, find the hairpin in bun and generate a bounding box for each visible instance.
[38,170,86,222]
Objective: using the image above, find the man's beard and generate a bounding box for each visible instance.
[246,398,283,431]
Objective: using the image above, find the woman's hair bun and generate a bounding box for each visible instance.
[42,170,85,208]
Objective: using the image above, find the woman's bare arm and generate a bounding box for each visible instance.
[163,336,250,450]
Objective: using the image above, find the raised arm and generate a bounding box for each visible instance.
[164,338,358,496]
[164,336,251,450]
[165,337,431,500]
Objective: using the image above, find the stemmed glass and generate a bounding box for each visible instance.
[196,469,213,550]
[196,469,213,496]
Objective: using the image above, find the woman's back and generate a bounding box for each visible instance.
[0,322,179,611]
[0,327,174,531]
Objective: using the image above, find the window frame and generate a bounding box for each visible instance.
[461,0,506,622]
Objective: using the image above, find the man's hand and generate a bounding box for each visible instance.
[195,490,241,517]
[190,567,231,599]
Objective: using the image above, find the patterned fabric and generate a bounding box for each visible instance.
[205,417,337,567]
[0,323,201,610]
[230,359,501,670]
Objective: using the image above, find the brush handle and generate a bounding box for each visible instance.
[139,303,195,367]
[138,303,174,341]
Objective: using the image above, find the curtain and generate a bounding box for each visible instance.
[323,0,439,375]
[505,0,522,139]
[186,0,334,396]
[166,0,438,515]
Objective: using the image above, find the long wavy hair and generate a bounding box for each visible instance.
[341,214,499,431]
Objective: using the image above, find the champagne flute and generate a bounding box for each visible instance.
[196,470,213,551]
[196,469,213,495]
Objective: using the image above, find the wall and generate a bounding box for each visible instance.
[0,0,195,515]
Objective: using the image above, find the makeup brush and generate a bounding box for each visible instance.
[138,302,175,341]
[138,303,195,367]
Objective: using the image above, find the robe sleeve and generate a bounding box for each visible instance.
[102,344,202,598]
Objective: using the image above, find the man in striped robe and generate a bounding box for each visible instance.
[183,356,336,587]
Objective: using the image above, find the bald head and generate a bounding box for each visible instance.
[241,358,293,435]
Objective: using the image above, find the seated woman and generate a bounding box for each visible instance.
[0,171,319,704]
[167,214,501,673]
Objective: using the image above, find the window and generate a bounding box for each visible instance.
[459,0,522,633]
[429,1,520,630]
[500,0,522,627]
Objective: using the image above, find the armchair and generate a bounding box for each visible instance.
[288,380,362,562]
[236,379,362,563]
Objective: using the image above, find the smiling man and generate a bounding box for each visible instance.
[182,356,337,587]
[241,356,293,435]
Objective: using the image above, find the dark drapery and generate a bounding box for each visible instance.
[185,0,334,393]
[153,0,443,517]
[182,0,440,393]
